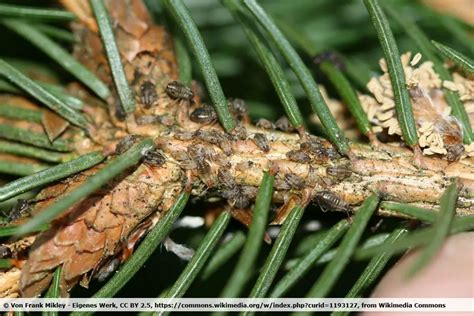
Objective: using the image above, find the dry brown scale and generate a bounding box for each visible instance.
[0,0,472,298]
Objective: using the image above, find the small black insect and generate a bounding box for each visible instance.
[0,245,11,259]
[286,150,311,163]
[166,81,194,101]
[188,146,211,175]
[326,163,352,181]
[283,173,305,190]
[231,126,248,140]
[300,138,331,161]
[255,118,274,130]
[144,149,166,166]
[190,106,217,125]
[140,80,158,108]
[314,190,351,213]
[115,135,142,155]
[446,143,465,162]
[136,115,161,125]
[218,167,236,188]
[229,98,247,121]
[8,199,32,222]
[253,133,270,152]
[275,116,294,132]
[195,130,232,156]
[95,258,121,282]
[313,50,346,70]
[223,186,250,209]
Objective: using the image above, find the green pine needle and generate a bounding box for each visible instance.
[0,124,71,152]
[220,172,274,298]
[0,59,90,128]
[0,104,43,122]
[174,35,192,86]
[331,227,407,316]
[0,160,50,176]
[242,0,349,153]
[276,19,372,136]
[431,40,474,74]
[162,0,236,132]
[0,4,75,21]
[0,151,104,202]
[304,193,379,299]
[270,219,350,298]
[160,211,231,302]
[2,19,110,101]
[90,0,135,114]
[201,231,246,280]
[224,0,304,129]
[364,0,418,147]
[381,202,437,222]
[0,141,73,163]
[405,182,457,277]
[246,205,305,305]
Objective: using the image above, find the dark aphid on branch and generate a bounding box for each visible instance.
[228,98,247,121]
[217,167,236,188]
[253,133,270,152]
[231,126,248,140]
[223,186,250,209]
[283,173,305,190]
[0,245,11,259]
[446,144,465,162]
[8,199,32,222]
[190,105,217,125]
[312,50,346,70]
[115,135,142,155]
[275,116,295,132]
[140,80,158,108]
[286,149,311,163]
[95,258,121,282]
[188,146,211,175]
[314,190,351,213]
[143,149,166,166]
[136,115,161,125]
[326,163,352,181]
[255,118,274,130]
[166,81,194,101]
[194,130,233,156]
[300,139,332,161]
